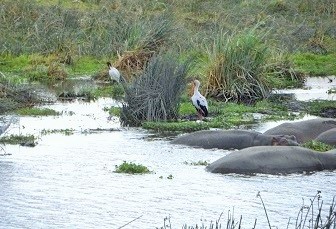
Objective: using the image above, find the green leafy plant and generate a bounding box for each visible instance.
[15,107,59,116]
[301,140,335,152]
[115,161,151,174]
[0,134,37,145]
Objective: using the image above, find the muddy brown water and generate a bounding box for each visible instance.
[0,77,335,228]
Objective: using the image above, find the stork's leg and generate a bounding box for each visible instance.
[197,110,204,120]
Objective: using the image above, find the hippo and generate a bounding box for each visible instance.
[315,128,336,146]
[171,130,298,150]
[264,118,336,143]
[206,146,336,175]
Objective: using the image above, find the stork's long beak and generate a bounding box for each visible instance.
[188,81,195,96]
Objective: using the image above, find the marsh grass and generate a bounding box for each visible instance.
[15,107,59,116]
[205,29,271,102]
[120,54,193,127]
[306,100,336,117]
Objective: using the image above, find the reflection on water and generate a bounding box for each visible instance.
[0,88,335,228]
[274,76,336,101]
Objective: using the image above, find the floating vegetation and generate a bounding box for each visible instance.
[41,129,74,136]
[0,134,37,146]
[184,160,209,166]
[301,140,335,152]
[115,161,151,174]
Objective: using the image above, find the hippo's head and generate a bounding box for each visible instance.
[271,135,299,146]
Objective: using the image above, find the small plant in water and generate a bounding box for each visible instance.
[0,134,37,146]
[115,161,151,174]
[301,140,335,152]
[184,160,209,166]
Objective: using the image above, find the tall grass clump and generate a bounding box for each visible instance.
[120,54,193,127]
[205,29,271,102]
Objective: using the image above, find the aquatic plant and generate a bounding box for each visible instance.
[0,134,37,146]
[120,54,193,127]
[41,129,74,136]
[115,161,151,174]
[301,140,335,152]
[183,160,209,166]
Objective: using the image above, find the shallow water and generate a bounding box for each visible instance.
[274,75,336,101]
[1,83,336,228]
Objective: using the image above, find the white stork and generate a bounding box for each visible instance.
[191,79,208,120]
[107,62,120,83]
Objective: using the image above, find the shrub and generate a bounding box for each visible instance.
[120,54,193,126]
[205,29,271,102]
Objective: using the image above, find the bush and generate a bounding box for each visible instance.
[205,29,271,102]
[120,54,193,126]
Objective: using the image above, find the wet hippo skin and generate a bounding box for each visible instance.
[171,129,298,150]
[264,118,336,143]
[206,146,336,175]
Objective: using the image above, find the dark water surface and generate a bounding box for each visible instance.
[1,84,335,228]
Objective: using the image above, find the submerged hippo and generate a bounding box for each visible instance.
[315,128,336,146]
[171,130,298,150]
[264,118,336,143]
[206,146,336,175]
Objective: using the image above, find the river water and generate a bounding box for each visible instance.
[0,77,335,229]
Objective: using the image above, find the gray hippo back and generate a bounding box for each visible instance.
[171,129,298,150]
[206,146,336,175]
[315,128,336,146]
[264,118,336,143]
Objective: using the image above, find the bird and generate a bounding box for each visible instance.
[191,79,208,120]
[107,62,120,83]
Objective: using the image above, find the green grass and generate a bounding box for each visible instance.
[143,99,302,132]
[184,160,209,166]
[41,129,74,135]
[0,134,37,145]
[15,107,59,116]
[306,100,336,116]
[115,161,151,174]
[301,140,335,152]
[291,53,336,76]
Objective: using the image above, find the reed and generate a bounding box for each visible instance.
[205,29,271,102]
[120,54,193,127]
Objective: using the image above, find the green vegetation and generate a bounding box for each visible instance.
[41,129,74,135]
[291,53,336,76]
[1,0,335,124]
[301,140,335,152]
[115,161,151,174]
[143,100,301,132]
[0,134,37,145]
[305,100,336,117]
[184,160,209,166]
[206,29,271,101]
[15,107,59,116]
[120,54,193,126]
